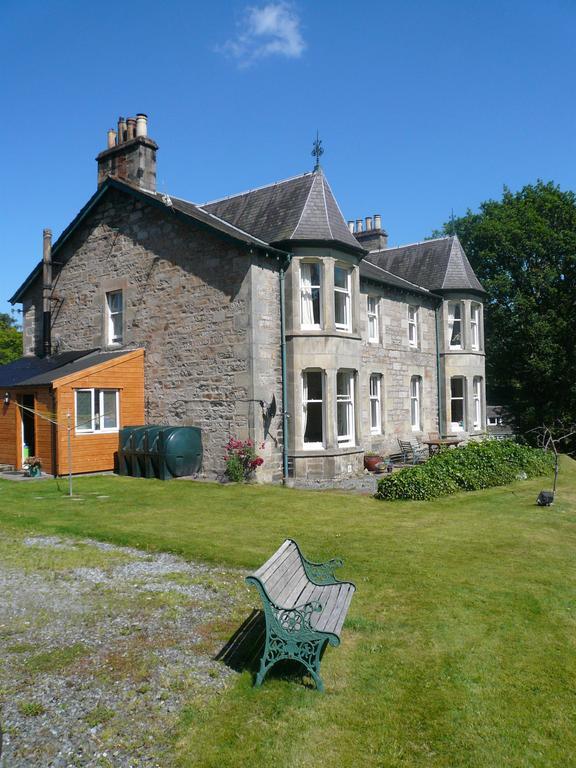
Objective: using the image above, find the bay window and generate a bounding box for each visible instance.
[450,377,466,431]
[75,389,119,433]
[367,296,379,342]
[408,305,419,347]
[334,266,351,331]
[302,371,324,448]
[447,301,463,349]
[337,370,355,445]
[300,262,322,329]
[369,374,382,434]
[410,376,422,431]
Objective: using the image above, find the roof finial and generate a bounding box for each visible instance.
[311,130,324,171]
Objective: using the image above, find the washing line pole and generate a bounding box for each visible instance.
[67,410,73,498]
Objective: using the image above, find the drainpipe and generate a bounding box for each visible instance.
[279,256,291,481]
[434,301,443,437]
[42,229,52,358]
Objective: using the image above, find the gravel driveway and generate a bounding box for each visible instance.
[0,532,248,767]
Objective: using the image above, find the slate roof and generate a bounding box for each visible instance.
[359,261,438,298]
[0,349,135,388]
[201,170,364,253]
[365,236,485,294]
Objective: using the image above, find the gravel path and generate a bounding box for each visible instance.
[0,534,248,767]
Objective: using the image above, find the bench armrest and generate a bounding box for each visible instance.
[302,556,344,585]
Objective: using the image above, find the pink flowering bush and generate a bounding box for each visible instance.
[224,437,265,482]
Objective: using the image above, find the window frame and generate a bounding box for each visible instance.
[471,303,481,351]
[450,376,467,431]
[334,265,352,332]
[336,369,355,445]
[106,290,124,346]
[300,261,322,330]
[302,370,325,449]
[367,296,379,343]
[75,388,120,435]
[410,375,422,432]
[408,305,419,348]
[447,301,463,350]
[473,376,483,430]
[369,373,382,435]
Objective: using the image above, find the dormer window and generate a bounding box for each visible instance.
[106,290,123,345]
[300,262,322,329]
[334,266,351,331]
[447,301,462,349]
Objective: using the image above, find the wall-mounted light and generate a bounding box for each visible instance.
[3,392,10,406]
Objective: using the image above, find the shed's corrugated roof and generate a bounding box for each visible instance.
[366,236,485,293]
[0,349,137,388]
[202,170,364,252]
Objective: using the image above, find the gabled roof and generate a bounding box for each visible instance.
[366,236,485,294]
[359,261,439,299]
[201,170,364,253]
[0,349,139,388]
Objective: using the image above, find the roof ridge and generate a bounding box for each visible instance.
[321,175,355,240]
[362,260,431,293]
[289,173,318,239]
[371,235,454,254]
[320,175,334,240]
[202,171,314,207]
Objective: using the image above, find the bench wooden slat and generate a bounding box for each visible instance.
[331,587,355,636]
[263,549,303,602]
[314,582,345,632]
[253,539,294,581]
[273,563,309,606]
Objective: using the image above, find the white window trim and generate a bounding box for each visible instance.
[302,370,325,450]
[471,303,480,351]
[408,305,419,348]
[334,266,352,332]
[473,377,483,430]
[450,376,466,431]
[337,370,355,445]
[75,389,120,435]
[106,290,123,346]
[300,261,322,330]
[410,376,421,432]
[367,296,379,343]
[369,374,382,434]
[448,301,463,350]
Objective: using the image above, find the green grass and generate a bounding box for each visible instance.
[83,704,116,727]
[24,643,89,673]
[0,459,575,767]
[17,701,46,717]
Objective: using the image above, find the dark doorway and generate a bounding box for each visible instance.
[21,394,35,462]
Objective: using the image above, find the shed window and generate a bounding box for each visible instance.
[106,290,123,345]
[75,389,119,433]
[300,262,322,329]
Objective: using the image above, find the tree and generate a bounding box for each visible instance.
[434,181,576,442]
[0,312,23,365]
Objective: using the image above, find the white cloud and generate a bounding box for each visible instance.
[218,3,306,67]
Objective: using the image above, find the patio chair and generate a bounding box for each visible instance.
[398,439,427,465]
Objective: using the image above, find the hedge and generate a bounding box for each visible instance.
[375,439,554,501]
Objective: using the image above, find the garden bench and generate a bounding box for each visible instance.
[246,539,356,692]
[398,438,427,464]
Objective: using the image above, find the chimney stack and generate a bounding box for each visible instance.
[97,113,158,191]
[42,229,52,358]
[352,213,388,251]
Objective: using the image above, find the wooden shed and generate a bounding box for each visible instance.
[0,349,144,475]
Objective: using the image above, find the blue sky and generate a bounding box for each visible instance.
[1,0,575,319]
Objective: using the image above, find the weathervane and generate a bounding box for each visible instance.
[311,130,324,171]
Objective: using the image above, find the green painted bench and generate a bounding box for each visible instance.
[246,539,356,692]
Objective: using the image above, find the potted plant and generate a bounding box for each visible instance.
[23,456,42,477]
[364,451,383,472]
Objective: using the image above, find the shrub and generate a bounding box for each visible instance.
[376,440,554,501]
[224,438,264,483]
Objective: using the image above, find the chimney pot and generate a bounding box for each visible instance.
[117,116,127,144]
[365,216,373,231]
[136,113,148,137]
[374,214,382,230]
[348,220,355,233]
[126,118,136,141]
[107,129,117,149]
[356,218,363,233]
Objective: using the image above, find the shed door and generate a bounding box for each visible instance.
[20,394,36,463]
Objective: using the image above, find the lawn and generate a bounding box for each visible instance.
[0,459,575,768]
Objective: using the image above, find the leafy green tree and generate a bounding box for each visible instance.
[435,181,576,439]
[0,312,22,365]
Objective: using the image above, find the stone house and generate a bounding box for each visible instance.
[3,114,486,481]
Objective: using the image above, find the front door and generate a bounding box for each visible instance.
[21,394,35,464]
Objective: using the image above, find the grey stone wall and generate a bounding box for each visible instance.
[22,188,283,480]
[22,282,43,356]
